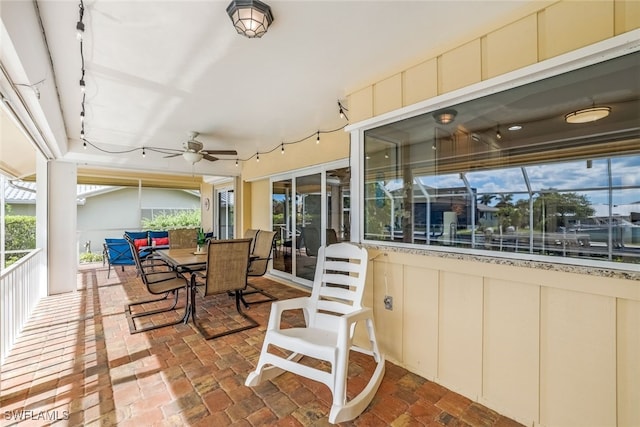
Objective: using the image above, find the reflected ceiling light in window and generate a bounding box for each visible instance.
[564,106,611,124]
[432,109,457,125]
[508,125,522,131]
[183,151,203,164]
[226,0,274,38]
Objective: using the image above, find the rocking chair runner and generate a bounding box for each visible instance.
[245,242,385,424]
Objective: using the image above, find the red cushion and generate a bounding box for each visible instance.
[152,237,169,246]
[134,238,148,250]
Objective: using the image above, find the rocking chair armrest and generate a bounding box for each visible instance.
[267,296,310,330]
[337,307,374,347]
[340,307,374,326]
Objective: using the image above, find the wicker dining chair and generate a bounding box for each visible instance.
[189,238,258,340]
[168,228,198,249]
[240,230,278,307]
[124,235,191,334]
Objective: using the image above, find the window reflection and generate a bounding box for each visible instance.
[363,52,640,266]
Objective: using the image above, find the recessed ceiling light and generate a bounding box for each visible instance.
[564,106,611,124]
[508,125,522,131]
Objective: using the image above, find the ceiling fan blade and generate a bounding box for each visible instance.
[187,140,204,152]
[201,149,238,156]
[164,153,182,158]
[202,154,219,162]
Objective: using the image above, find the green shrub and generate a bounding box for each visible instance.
[4,215,36,267]
[141,209,200,230]
[80,252,103,263]
[5,215,36,251]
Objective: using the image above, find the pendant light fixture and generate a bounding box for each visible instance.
[433,109,457,125]
[226,0,274,38]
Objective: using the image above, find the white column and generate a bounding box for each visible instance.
[38,159,77,295]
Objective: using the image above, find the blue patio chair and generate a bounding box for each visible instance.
[104,238,134,278]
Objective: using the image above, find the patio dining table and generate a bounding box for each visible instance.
[156,247,207,273]
[154,247,258,328]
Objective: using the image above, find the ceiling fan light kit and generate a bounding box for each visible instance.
[183,151,204,164]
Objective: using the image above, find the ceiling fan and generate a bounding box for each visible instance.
[165,132,237,164]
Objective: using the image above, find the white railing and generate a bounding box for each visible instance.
[0,249,45,365]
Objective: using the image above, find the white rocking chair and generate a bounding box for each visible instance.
[245,242,385,424]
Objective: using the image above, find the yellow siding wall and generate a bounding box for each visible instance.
[249,179,271,231]
[539,1,614,60]
[347,1,639,426]
[200,182,214,232]
[348,0,639,121]
[482,15,538,79]
[366,250,640,427]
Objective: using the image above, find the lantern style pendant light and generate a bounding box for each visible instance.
[226,0,274,38]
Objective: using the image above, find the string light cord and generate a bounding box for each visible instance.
[236,125,348,163]
[82,138,187,156]
[76,0,348,164]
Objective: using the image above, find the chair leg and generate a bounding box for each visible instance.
[125,289,187,334]
[194,291,258,340]
[239,281,278,308]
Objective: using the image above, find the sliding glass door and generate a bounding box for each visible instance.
[271,162,350,285]
[296,173,321,281]
[216,188,234,239]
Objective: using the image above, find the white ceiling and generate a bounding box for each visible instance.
[4,0,538,178]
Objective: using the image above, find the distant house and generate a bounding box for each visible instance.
[5,180,200,255]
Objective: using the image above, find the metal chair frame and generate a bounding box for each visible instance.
[124,235,190,334]
[190,238,258,340]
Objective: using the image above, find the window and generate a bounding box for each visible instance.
[362,51,640,266]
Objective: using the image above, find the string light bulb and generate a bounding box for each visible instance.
[337,100,349,120]
[76,21,85,40]
[80,111,85,123]
[83,140,87,150]
[256,152,260,162]
[235,159,239,167]
[496,125,502,140]
[142,147,146,157]
[281,143,285,154]
[316,131,320,144]
[76,1,85,41]
[79,78,85,93]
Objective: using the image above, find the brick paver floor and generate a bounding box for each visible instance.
[0,263,524,426]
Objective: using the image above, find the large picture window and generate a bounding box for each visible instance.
[363,51,640,266]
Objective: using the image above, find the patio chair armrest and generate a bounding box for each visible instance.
[145,270,185,284]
